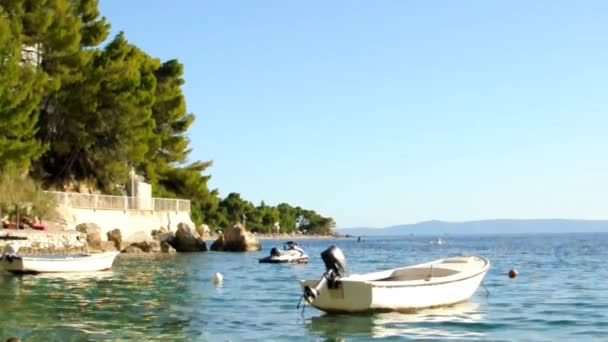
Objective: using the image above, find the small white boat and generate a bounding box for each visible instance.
[0,244,119,273]
[259,241,308,264]
[301,246,490,313]
[430,237,444,245]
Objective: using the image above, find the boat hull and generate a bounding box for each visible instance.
[301,255,489,313]
[0,252,119,273]
[259,256,309,264]
[259,245,309,264]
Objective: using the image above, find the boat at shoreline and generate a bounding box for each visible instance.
[1,244,119,273]
[301,246,490,313]
[259,241,308,264]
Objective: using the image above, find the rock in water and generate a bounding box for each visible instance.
[75,223,102,250]
[107,229,122,251]
[196,224,210,239]
[173,223,207,252]
[210,223,261,252]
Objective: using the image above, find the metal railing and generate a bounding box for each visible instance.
[47,191,191,213]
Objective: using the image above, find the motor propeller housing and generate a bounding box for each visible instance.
[304,245,347,303]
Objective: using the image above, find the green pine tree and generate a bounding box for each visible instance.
[40,33,158,190]
[0,10,46,171]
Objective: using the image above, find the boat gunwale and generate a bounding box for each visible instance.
[366,265,489,288]
[364,255,489,288]
[259,256,309,264]
[304,255,490,289]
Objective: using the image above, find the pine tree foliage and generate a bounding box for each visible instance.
[143,59,195,184]
[0,11,46,171]
[34,33,158,190]
[0,0,335,233]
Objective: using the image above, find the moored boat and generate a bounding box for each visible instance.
[430,237,444,245]
[301,246,490,313]
[0,244,119,274]
[259,241,308,264]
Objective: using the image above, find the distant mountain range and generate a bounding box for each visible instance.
[337,219,608,236]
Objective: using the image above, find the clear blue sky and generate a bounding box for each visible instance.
[99,1,608,228]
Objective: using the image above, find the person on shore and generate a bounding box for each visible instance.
[1,216,16,229]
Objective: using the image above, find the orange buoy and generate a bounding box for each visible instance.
[508,268,518,279]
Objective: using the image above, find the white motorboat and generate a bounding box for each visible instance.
[259,241,308,264]
[0,244,119,273]
[301,246,490,313]
[430,237,444,245]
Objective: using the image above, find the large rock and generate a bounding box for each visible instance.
[107,229,122,251]
[125,231,160,253]
[131,240,160,253]
[75,223,102,250]
[161,241,176,253]
[210,223,261,252]
[152,227,175,245]
[122,245,144,254]
[209,234,224,251]
[173,222,207,252]
[100,241,117,252]
[196,224,210,239]
[125,231,149,244]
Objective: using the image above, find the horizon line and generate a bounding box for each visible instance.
[338,217,608,230]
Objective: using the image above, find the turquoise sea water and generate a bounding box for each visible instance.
[0,233,607,341]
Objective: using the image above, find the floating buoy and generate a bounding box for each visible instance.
[213,272,223,284]
[508,268,518,279]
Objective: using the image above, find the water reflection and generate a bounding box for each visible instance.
[0,234,605,340]
[0,254,198,341]
[15,270,116,282]
[308,302,486,340]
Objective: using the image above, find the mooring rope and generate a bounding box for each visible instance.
[481,282,490,296]
[296,294,306,316]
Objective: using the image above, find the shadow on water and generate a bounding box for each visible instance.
[307,301,489,341]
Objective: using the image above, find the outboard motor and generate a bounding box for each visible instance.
[303,245,346,303]
[0,243,20,262]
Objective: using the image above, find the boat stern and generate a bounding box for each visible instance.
[300,279,373,313]
[0,255,25,273]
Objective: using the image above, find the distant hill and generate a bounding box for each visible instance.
[337,219,608,236]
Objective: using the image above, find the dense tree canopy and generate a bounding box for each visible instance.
[0,9,46,171]
[0,0,335,234]
[37,33,159,190]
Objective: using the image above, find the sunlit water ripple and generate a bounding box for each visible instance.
[0,233,607,341]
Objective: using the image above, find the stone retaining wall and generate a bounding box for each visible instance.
[55,205,194,242]
[0,230,87,254]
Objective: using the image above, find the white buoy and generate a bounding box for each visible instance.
[213,272,223,285]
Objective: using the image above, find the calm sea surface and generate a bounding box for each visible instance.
[1,233,607,341]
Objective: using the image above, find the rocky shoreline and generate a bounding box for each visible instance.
[1,222,343,256]
[0,230,87,255]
